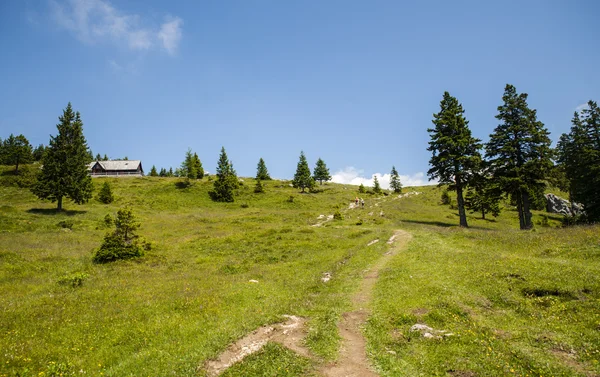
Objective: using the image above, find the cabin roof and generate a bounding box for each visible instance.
[90,160,142,171]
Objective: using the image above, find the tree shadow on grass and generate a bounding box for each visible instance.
[27,208,87,216]
[401,219,495,231]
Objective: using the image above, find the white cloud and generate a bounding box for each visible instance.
[575,103,588,113]
[331,167,436,189]
[50,0,182,54]
[158,17,183,55]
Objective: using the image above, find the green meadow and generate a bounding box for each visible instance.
[1,169,598,376]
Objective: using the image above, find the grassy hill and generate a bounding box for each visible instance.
[1,166,598,376]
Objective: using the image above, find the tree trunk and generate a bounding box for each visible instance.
[482,209,486,220]
[522,190,533,229]
[456,182,468,228]
[515,191,526,230]
[57,196,63,211]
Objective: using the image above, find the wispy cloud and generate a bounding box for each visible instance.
[575,103,588,113]
[50,0,183,55]
[331,167,435,189]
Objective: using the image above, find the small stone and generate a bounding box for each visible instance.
[249,279,259,283]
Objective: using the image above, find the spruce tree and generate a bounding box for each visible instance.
[464,170,501,219]
[181,148,195,179]
[2,134,32,173]
[168,167,174,177]
[32,103,93,211]
[254,179,265,193]
[159,167,167,177]
[150,165,158,176]
[358,183,366,193]
[485,84,552,230]
[32,144,46,161]
[93,207,143,263]
[256,158,271,180]
[103,154,109,161]
[292,151,314,193]
[372,175,382,194]
[209,147,238,202]
[389,166,402,193]
[313,158,331,185]
[557,100,600,222]
[193,153,204,179]
[98,181,114,204]
[428,91,482,228]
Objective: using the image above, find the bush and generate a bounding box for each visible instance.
[441,190,451,205]
[93,208,144,263]
[57,220,74,229]
[358,184,366,193]
[287,195,295,203]
[240,202,249,208]
[98,181,114,204]
[356,219,363,225]
[254,179,265,193]
[333,210,343,220]
[103,213,113,227]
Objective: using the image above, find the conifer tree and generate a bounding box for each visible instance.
[150,165,158,176]
[193,153,204,179]
[103,154,109,161]
[292,151,314,193]
[485,84,552,230]
[32,103,93,211]
[372,175,382,194]
[2,134,32,173]
[428,91,482,228]
[256,158,271,180]
[168,167,174,177]
[254,179,265,193]
[95,153,102,161]
[32,144,46,161]
[93,207,143,263]
[389,166,402,193]
[557,100,600,222]
[464,171,501,219]
[313,158,331,185]
[98,181,114,204]
[358,183,366,193]
[209,147,238,202]
[159,167,167,177]
[181,148,195,179]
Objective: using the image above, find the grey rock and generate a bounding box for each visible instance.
[545,193,584,216]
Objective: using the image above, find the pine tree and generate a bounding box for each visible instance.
[168,167,174,177]
[2,134,32,173]
[372,175,382,194]
[149,165,158,177]
[256,158,271,180]
[292,151,314,193]
[313,158,331,185]
[464,170,501,219]
[485,84,552,230]
[181,148,196,179]
[209,147,238,202]
[103,154,109,161]
[95,153,102,161]
[358,183,366,193]
[557,100,600,222]
[159,167,167,177]
[98,181,114,204]
[93,207,143,263]
[389,166,402,193]
[32,144,46,161]
[428,91,482,228]
[32,103,93,211]
[193,153,204,179]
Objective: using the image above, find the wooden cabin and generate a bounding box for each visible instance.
[88,160,144,177]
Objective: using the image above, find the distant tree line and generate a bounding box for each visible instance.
[428,84,599,229]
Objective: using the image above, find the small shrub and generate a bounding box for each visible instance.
[333,210,343,220]
[240,202,249,208]
[358,183,366,193]
[254,179,265,193]
[93,207,144,263]
[57,220,74,229]
[356,219,363,225]
[287,195,295,203]
[98,181,114,204]
[441,190,451,205]
[103,213,113,227]
[58,272,89,288]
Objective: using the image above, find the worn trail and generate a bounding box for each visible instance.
[319,230,412,377]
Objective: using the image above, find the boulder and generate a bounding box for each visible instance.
[545,194,584,216]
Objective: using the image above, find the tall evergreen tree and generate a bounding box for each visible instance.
[181,148,195,179]
[102,154,109,161]
[256,158,271,180]
[464,170,501,220]
[485,84,552,230]
[193,152,204,179]
[389,166,402,193]
[95,153,102,161]
[209,147,238,202]
[2,134,32,173]
[557,100,600,222]
[149,165,158,176]
[32,103,93,211]
[428,92,482,227]
[168,167,174,177]
[372,175,382,194]
[292,151,314,193]
[313,158,331,185]
[159,167,167,177]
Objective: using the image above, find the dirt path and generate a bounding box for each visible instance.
[202,230,412,376]
[320,230,412,377]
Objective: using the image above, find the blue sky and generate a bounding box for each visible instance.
[1,1,599,187]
